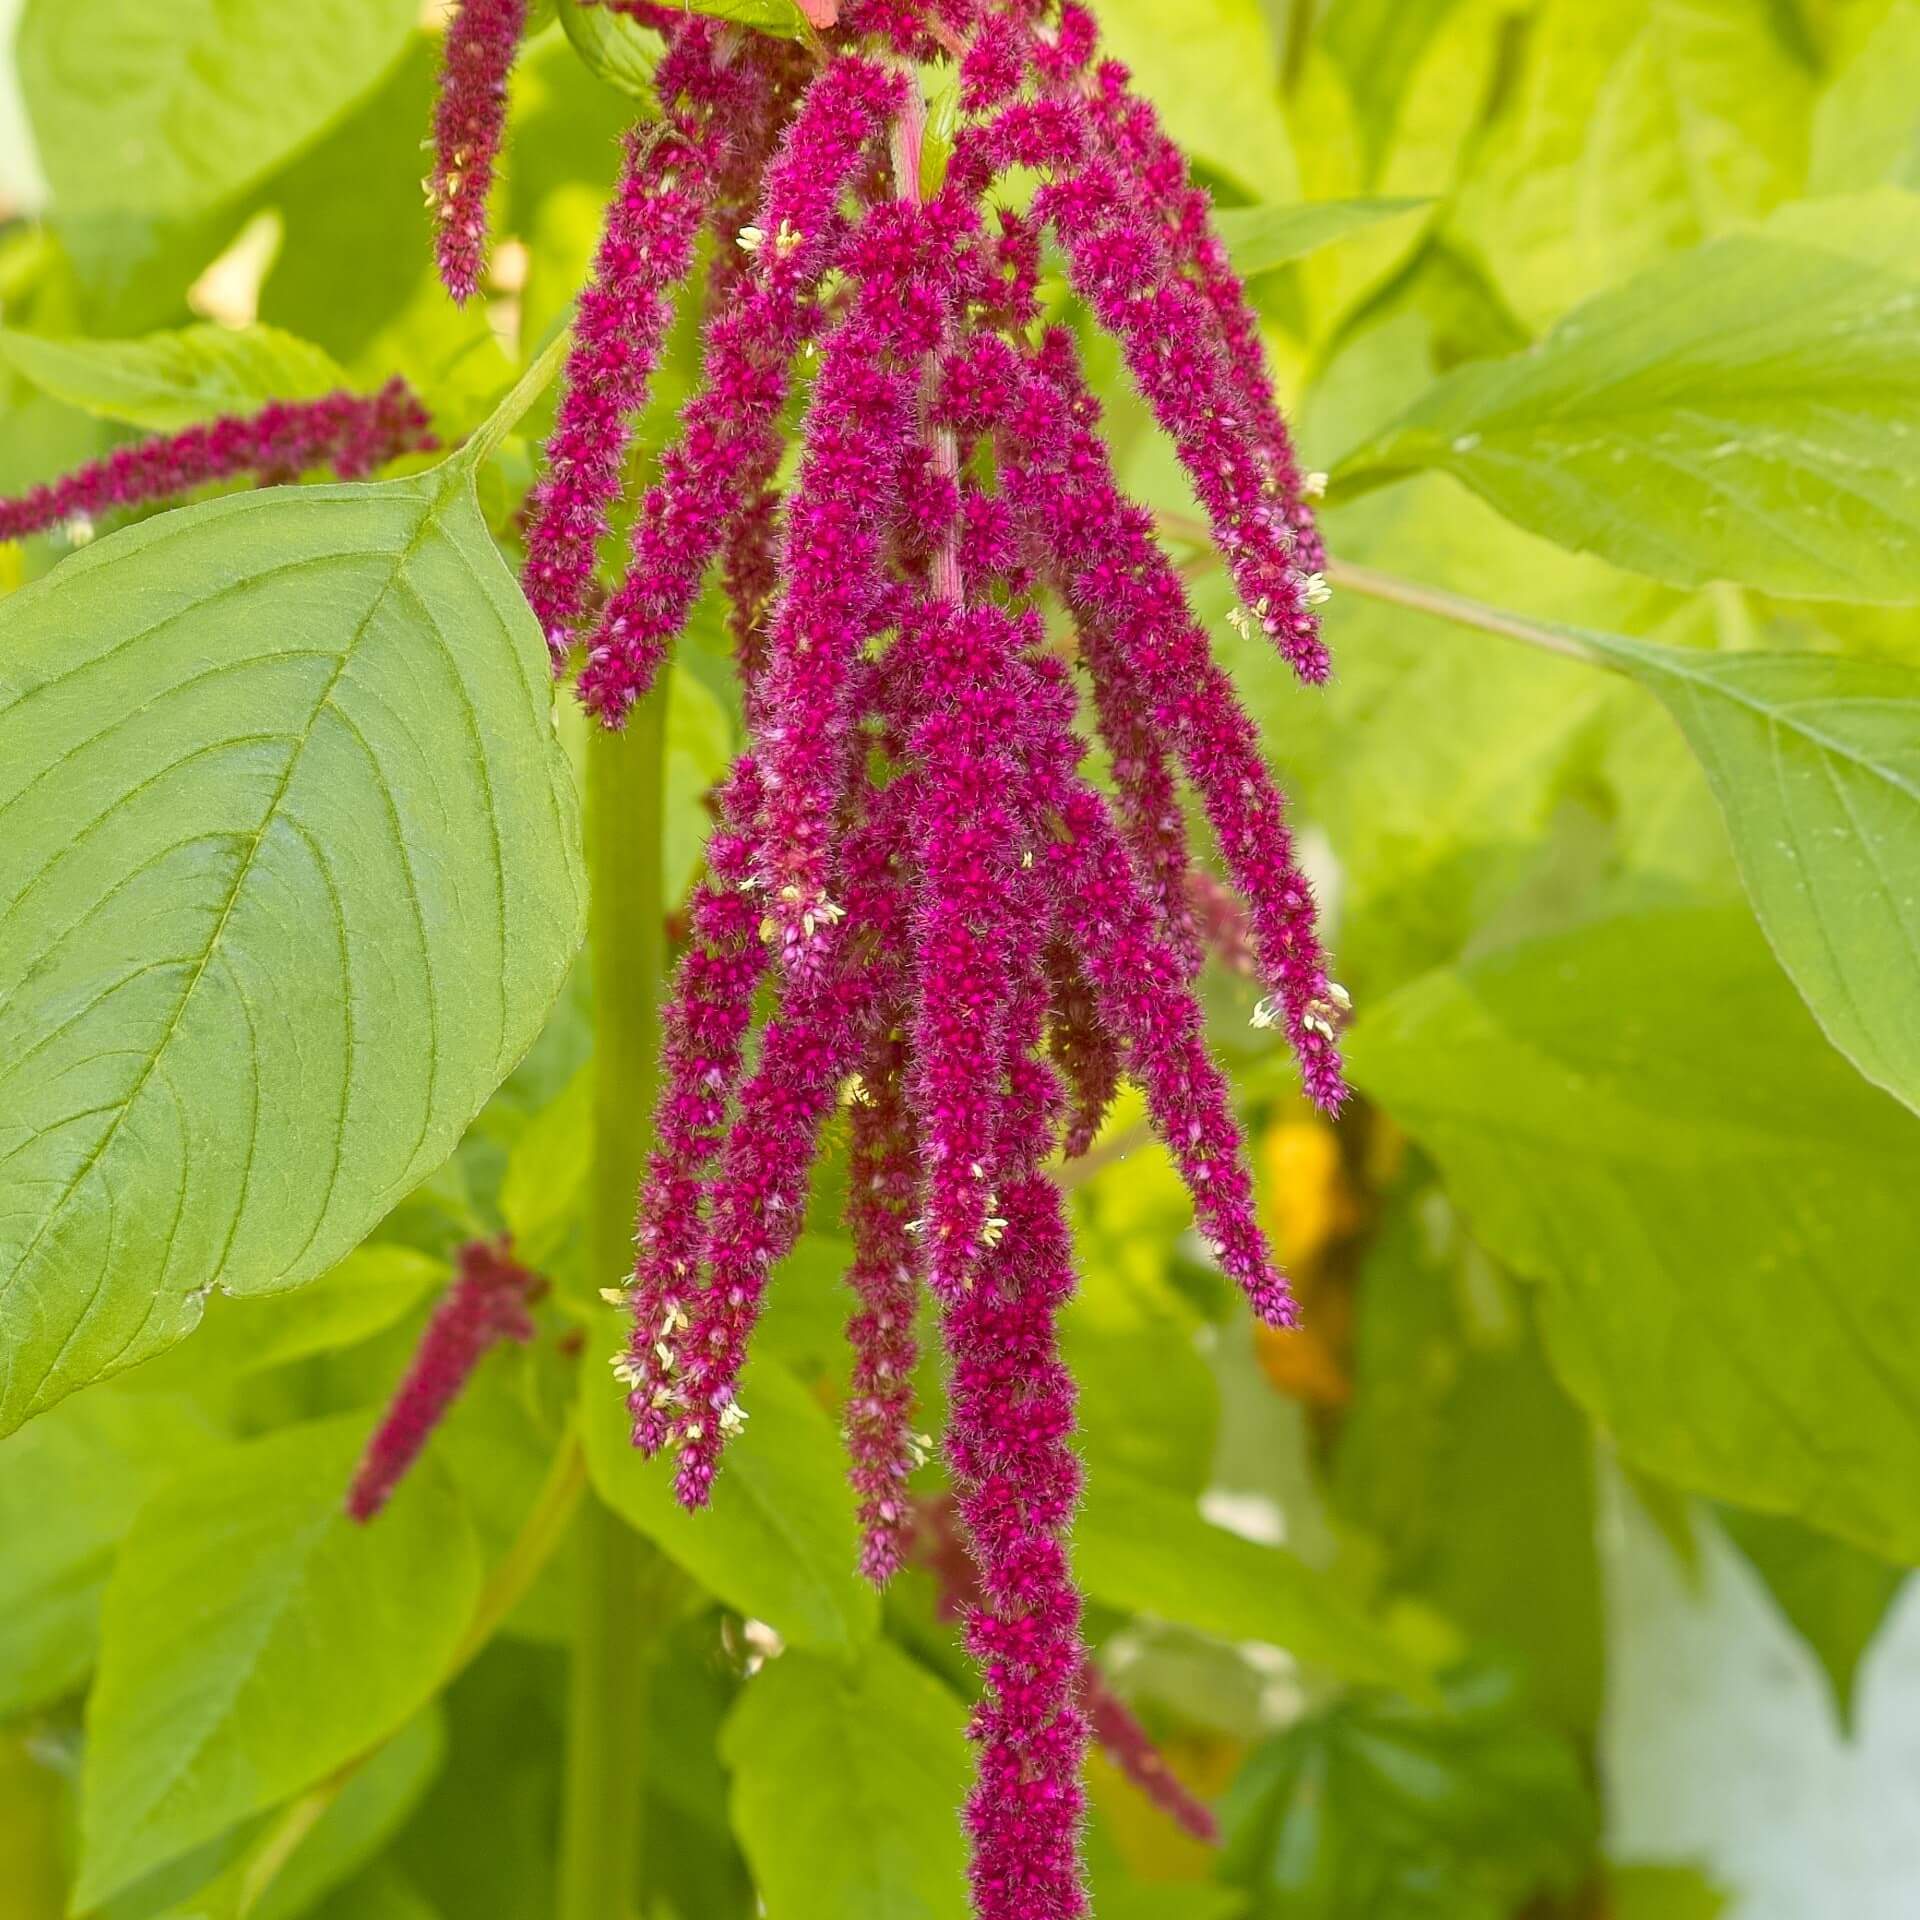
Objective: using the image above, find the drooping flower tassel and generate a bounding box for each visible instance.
[427,0,529,303]
[347,1237,540,1521]
[0,380,435,542]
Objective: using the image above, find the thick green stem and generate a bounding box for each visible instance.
[558,686,669,1920]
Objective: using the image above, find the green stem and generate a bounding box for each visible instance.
[1323,557,1603,666]
[557,684,671,1920]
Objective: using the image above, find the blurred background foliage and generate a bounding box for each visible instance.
[2,1,1918,1917]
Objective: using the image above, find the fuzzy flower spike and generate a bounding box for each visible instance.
[436,4,1345,1913]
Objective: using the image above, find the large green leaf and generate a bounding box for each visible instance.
[1212,197,1431,280]
[16,0,419,217]
[556,0,668,99]
[1575,631,1920,1118]
[1218,1666,1595,1920]
[1076,1468,1430,1696]
[1714,1507,1906,1731]
[1083,0,1300,200]
[77,1417,481,1907]
[722,1642,971,1920]
[0,324,353,433]
[1347,907,1920,1561]
[0,1388,218,1718]
[0,457,586,1433]
[1338,193,1920,601]
[1449,0,1813,328]
[1809,0,1920,193]
[580,1353,878,1657]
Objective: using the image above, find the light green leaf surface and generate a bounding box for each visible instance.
[556,0,668,99]
[78,1418,481,1907]
[1085,0,1300,200]
[0,1389,219,1718]
[1450,0,1814,327]
[1338,193,1920,601]
[0,324,353,433]
[1348,908,1920,1561]
[0,463,586,1434]
[722,1642,970,1920]
[1212,197,1431,279]
[16,0,419,217]
[1575,630,1920,1118]
[1809,0,1920,193]
[1076,1468,1429,1695]
[581,1353,878,1657]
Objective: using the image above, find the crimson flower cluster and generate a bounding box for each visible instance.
[345,1238,542,1522]
[0,379,435,542]
[437,2,1346,1912]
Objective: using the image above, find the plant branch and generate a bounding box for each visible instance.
[557,684,672,1920]
[1322,557,1602,665]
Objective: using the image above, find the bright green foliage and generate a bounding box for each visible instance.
[78,1418,480,1907]
[0,5,1917,1919]
[1350,909,1920,1560]
[723,1643,972,1920]
[582,1353,879,1658]
[16,0,419,217]
[0,323,353,430]
[1340,194,1920,601]
[0,462,585,1434]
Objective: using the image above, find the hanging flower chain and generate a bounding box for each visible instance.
[431,3,1347,1912]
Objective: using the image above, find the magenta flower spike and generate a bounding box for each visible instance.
[0,380,435,542]
[411,7,1355,1912]
[346,1237,540,1522]
[427,0,529,303]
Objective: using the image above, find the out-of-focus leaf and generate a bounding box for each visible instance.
[1338,193,1920,601]
[156,1708,444,1920]
[1809,0,1920,191]
[1219,1665,1594,1920]
[0,1389,219,1718]
[77,1418,481,1907]
[665,661,735,903]
[1571,629,1920,1119]
[1451,0,1813,327]
[1084,0,1300,200]
[1317,0,1467,178]
[16,0,418,218]
[0,1731,66,1919]
[1213,198,1431,278]
[1076,1468,1430,1695]
[723,1642,971,1920]
[1348,907,1920,1562]
[1606,1861,1730,1920]
[1336,1186,1603,1730]
[309,1867,443,1920]
[1715,1507,1907,1729]
[0,455,585,1433]
[557,0,668,99]
[0,324,351,433]
[499,1067,592,1275]
[581,1353,878,1656]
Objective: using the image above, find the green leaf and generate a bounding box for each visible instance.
[0,1389,218,1718]
[77,1417,482,1908]
[17,0,419,218]
[580,1352,878,1656]
[1075,1468,1431,1696]
[499,1068,591,1275]
[1450,0,1814,328]
[308,1866,443,1920]
[1211,197,1432,279]
[1317,0,1467,180]
[722,1642,971,1920]
[1715,1507,1906,1730]
[157,1708,445,1920]
[1606,1861,1730,1920]
[1337,192,1920,601]
[1809,0,1920,193]
[1574,631,1920,1119]
[1347,907,1920,1561]
[1218,1665,1595,1920]
[0,460,586,1434]
[556,0,668,100]
[0,324,353,433]
[1082,0,1300,200]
